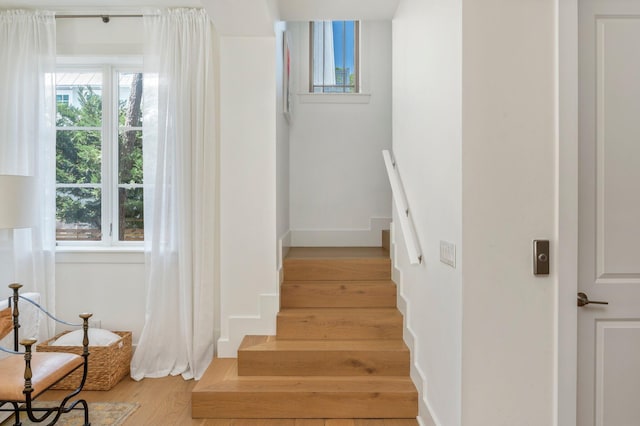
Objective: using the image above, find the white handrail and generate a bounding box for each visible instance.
[382,150,423,265]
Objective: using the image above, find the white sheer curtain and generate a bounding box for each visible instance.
[0,10,56,338]
[131,8,216,381]
[312,21,336,87]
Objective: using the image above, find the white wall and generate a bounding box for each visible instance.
[461,0,556,425]
[56,252,146,339]
[392,0,462,424]
[217,35,278,357]
[393,0,557,424]
[288,20,392,247]
[56,17,144,56]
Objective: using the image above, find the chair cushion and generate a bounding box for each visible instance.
[0,352,83,401]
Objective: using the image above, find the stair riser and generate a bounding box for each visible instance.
[238,350,410,376]
[284,259,391,281]
[281,282,397,308]
[277,315,403,340]
[192,392,417,419]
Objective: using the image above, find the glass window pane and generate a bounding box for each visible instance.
[55,72,102,126]
[311,21,357,93]
[344,21,356,93]
[56,188,102,241]
[119,73,143,127]
[118,187,144,241]
[333,21,345,74]
[56,130,102,184]
[119,130,143,184]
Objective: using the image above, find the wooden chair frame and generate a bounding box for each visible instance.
[0,284,92,426]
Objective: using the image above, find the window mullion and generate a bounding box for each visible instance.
[101,64,114,244]
[355,21,360,92]
[342,21,347,93]
[111,66,121,244]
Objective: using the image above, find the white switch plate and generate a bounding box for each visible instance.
[440,240,456,268]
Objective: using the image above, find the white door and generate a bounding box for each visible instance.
[578,1,640,425]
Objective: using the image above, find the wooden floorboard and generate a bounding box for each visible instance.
[35,375,417,425]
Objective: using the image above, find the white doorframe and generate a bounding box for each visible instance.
[556,0,579,425]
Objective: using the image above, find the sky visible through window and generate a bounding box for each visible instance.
[332,21,355,78]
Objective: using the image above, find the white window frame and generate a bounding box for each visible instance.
[55,56,144,249]
[308,20,360,94]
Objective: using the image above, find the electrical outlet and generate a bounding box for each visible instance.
[440,240,456,268]
[88,319,102,329]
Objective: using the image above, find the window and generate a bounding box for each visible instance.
[55,65,144,245]
[56,94,69,105]
[310,21,359,93]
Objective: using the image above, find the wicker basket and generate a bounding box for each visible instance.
[37,331,131,391]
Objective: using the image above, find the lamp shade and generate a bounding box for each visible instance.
[0,175,36,229]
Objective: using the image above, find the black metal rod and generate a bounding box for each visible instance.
[55,14,143,23]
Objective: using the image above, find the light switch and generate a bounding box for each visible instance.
[440,241,456,268]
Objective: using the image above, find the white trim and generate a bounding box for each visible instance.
[277,229,291,271]
[55,248,144,264]
[391,222,439,426]
[297,92,371,104]
[216,293,279,358]
[290,217,391,247]
[556,0,579,425]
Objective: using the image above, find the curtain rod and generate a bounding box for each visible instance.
[55,14,143,23]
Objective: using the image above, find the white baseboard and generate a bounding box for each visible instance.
[216,293,279,358]
[278,230,291,271]
[391,222,439,426]
[291,217,391,247]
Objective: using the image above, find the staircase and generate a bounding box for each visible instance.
[192,246,418,421]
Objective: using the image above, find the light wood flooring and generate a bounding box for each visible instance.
[285,247,390,259]
[39,375,418,426]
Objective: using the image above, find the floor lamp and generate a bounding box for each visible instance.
[0,175,36,287]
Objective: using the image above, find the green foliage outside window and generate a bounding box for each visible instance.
[56,73,144,242]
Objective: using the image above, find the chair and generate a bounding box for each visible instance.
[0,284,92,425]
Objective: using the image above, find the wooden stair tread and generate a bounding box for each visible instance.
[285,247,390,259]
[192,359,417,419]
[194,359,416,392]
[277,308,403,340]
[278,307,401,315]
[237,336,410,376]
[283,256,391,281]
[277,308,403,320]
[281,280,397,308]
[239,336,408,352]
[282,280,396,286]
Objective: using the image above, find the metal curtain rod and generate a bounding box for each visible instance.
[55,14,143,23]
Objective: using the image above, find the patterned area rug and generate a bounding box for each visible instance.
[1,402,139,426]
